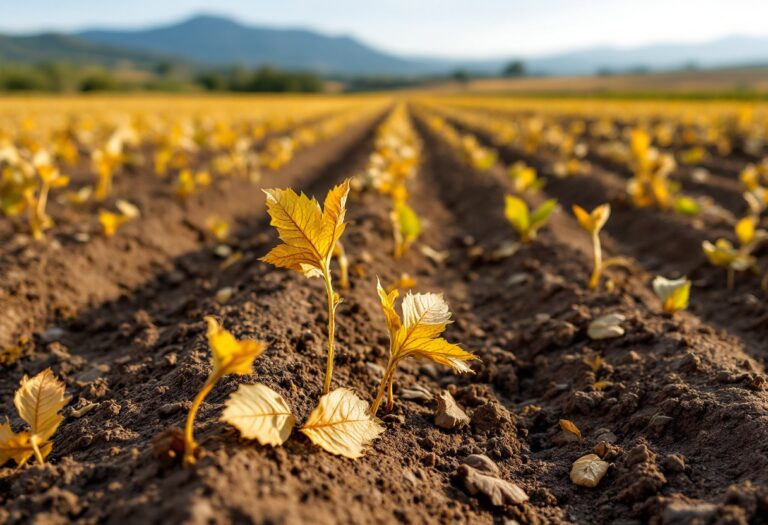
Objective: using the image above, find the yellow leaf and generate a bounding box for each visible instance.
[573,204,610,234]
[221,384,295,446]
[262,179,350,278]
[205,317,265,376]
[300,388,384,459]
[376,278,402,335]
[98,209,130,238]
[14,369,70,444]
[504,195,530,236]
[0,426,47,468]
[652,276,691,313]
[736,216,756,246]
[559,419,582,440]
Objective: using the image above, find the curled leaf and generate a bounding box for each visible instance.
[222,384,295,446]
[559,419,582,440]
[652,276,691,313]
[300,388,383,459]
[205,316,265,376]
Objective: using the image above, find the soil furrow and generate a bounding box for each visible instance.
[412,109,768,523]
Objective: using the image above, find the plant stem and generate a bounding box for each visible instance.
[184,373,219,465]
[386,376,395,411]
[322,266,337,394]
[588,231,602,289]
[30,435,44,465]
[371,365,395,416]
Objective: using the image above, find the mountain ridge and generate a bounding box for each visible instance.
[0,14,766,76]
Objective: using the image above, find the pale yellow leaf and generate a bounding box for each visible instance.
[300,388,384,459]
[222,384,295,446]
[570,453,609,487]
[14,368,70,443]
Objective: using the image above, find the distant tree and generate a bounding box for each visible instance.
[452,69,470,84]
[78,69,119,92]
[503,61,526,77]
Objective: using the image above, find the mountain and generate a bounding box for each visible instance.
[0,32,181,69]
[1,14,767,77]
[527,36,768,75]
[77,14,427,76]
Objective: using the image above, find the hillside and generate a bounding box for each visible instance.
[0,32,179,69]
[77,15,426,75]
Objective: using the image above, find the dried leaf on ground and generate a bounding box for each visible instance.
[571,453,610,487]
[459,464,529,506]
[300,388,383,459]
[222,383,295,446]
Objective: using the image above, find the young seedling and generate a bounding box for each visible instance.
[504,195,557,243]
[25,151,69,240]
[391,201,422,258]
[370,279,478,416]
[261,179,351,394]
[573,204,626,290]
[652,276,691,314]
[0,369,69,467]
[184,317,266,465]
[703,216,765,289]
[507,161,544,194]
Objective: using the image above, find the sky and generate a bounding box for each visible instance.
[3,0,768,58]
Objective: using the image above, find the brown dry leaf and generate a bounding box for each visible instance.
[300,388,384,459]
[261,179,350,278]
[570,453,610,487]
[222,384,295,446]
[559,419,582,440]
[459,464,529,506]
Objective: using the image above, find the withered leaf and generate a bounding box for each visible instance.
[570,453,610,487]
[459,464,529,506]
[300,388,383,459]
[559,419,582,440]
[222,384,295,446]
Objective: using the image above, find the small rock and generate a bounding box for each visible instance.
[588,314,626,340]
[365,362,385,379]
[215,287,235,303]
[434,390,470,429]
[457,464,529,506]
[506,273,530,286]
[400,384,432,402]
[462,454,500,475]
[41,327,67,343]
